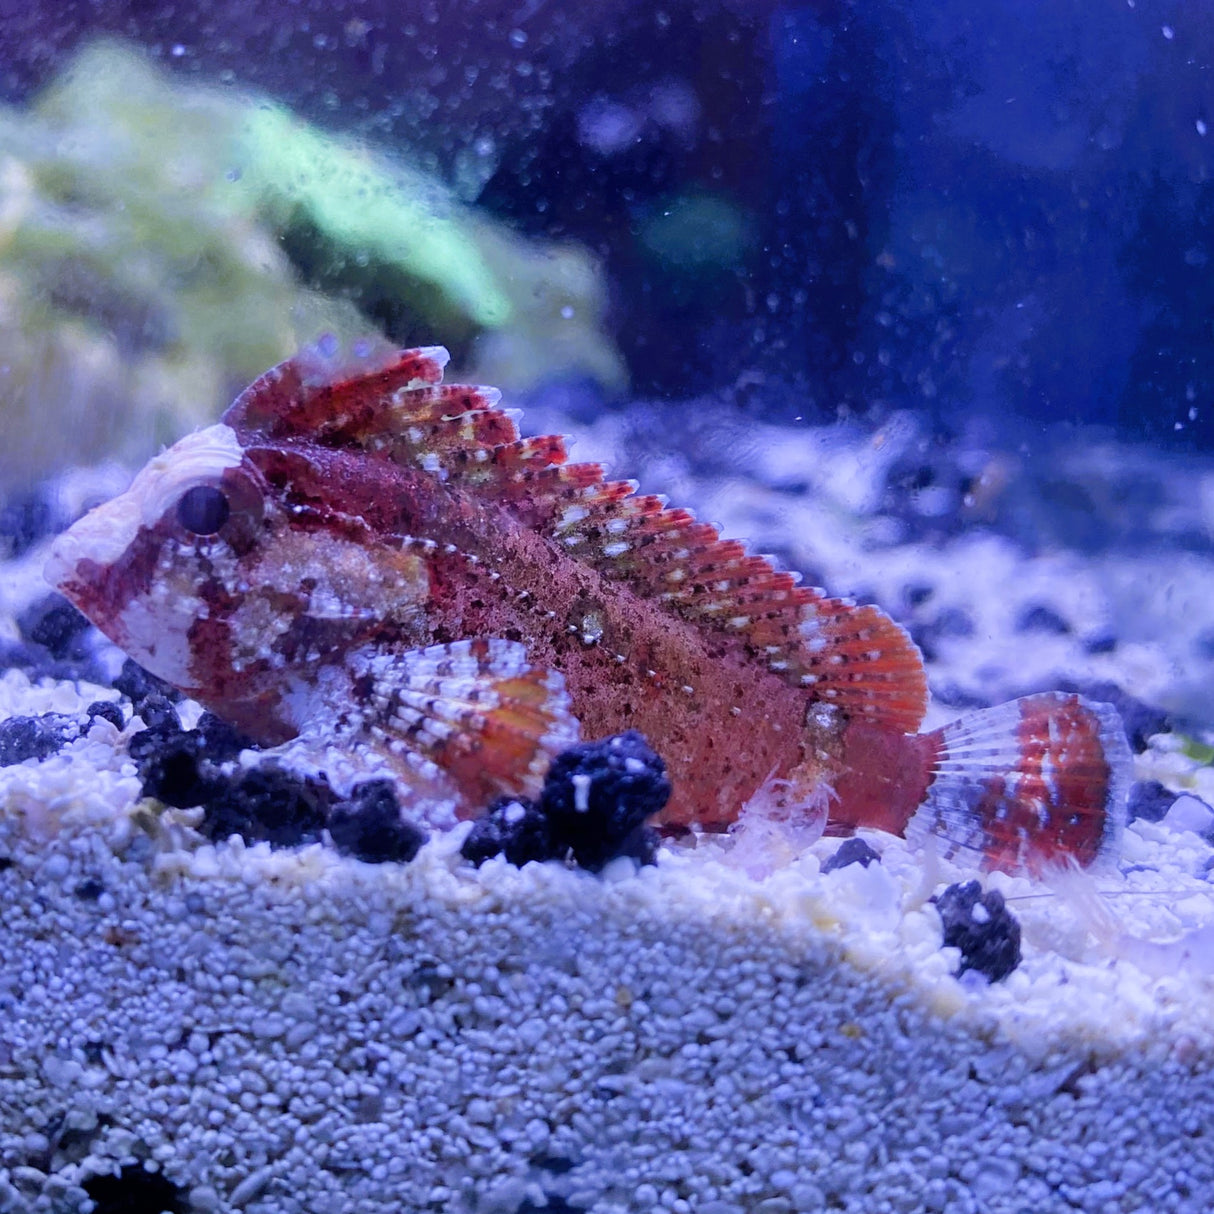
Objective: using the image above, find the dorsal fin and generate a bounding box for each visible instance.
[226,341,929,733]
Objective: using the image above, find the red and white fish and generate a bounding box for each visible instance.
[45,340,1131,872]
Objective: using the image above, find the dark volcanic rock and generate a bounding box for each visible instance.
[463,731,668,872]
[462,796,556,868]
[822,837,881,873]
[0,713,77,766]
[327,780,426,864]
[539,731,669,872]
[17,594,92,660]
[933,880,1022,983]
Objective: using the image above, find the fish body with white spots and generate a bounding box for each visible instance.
[47,341,1131,869]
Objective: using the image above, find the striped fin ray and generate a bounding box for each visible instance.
[909,692,1131,873]
[348,638,580,816]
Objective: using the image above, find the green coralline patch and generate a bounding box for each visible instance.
[0,41,622,487]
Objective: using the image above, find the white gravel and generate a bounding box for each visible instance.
[3,668,1214,1214]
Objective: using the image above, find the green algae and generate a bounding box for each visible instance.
[0,41,622,487]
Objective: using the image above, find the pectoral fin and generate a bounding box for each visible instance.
[271,638,579,827]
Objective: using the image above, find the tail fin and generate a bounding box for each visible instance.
[909,692,1132,874]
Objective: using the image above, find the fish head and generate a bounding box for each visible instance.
[44,422,432,713]
[45,423,259,694]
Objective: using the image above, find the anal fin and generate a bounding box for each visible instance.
[909,692,1131,874]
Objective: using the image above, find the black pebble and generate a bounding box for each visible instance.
[202,766,328,848]
[462,731,669,872]
[1126,779,1177,823]
[327,779,426,864]
[462,796,555,867]
[127,711,429,864]
[540,730,670,871]
[932,880,1021,982]
[135,695,181,733]
[137,731,217,810]
[1,592,109,685]
[193,713,257,762]
[86,701,125,729]
[17,594,92,660]
[75,878,105,900]
[83,1164,187,1214]
[822,837,881,873]
[0,714,76,767]
[113,658,181,709]
[129,711,244,811]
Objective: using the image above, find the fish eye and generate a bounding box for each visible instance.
[175,485,231,535]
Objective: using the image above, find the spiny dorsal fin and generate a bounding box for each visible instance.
[225,340,450,440]
[227,341,928,733]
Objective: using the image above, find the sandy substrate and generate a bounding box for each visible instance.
[4,415,1214,1213]
[2,668,1214,1214]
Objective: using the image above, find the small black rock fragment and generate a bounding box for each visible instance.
[462,731,669,871]
[137,731,218,810]
[0,713,77,766]
[1127,779,1177,823]
[540,731,670,871]
[822,837,881,873]
[1,591,109,684]
[83,1163,187,1214]
[933,880,1021,982]
[85,700,125,729]
[193,712,257,761]
[462,796,555,867]
[113,658,181,708]
[130,711,259,809]
[133,694,181,733]
[327,779,426,863]
[203,766,328,848]
[127,711,428,862]
[18,594,93,660]
[74,878,104,900]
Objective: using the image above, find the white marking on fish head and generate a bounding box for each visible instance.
[44,424,251,689]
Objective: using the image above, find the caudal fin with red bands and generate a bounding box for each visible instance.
[909,692,1132,874]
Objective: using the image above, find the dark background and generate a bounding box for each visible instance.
[3,0,1212,446]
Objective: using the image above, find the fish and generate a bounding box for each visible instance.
[44,338,1131,872]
